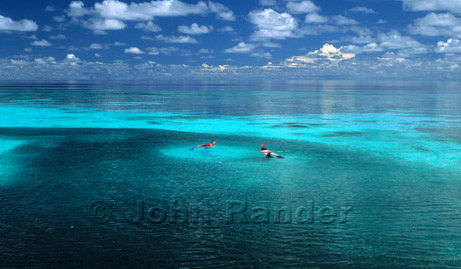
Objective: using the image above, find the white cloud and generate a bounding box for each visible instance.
[208,1,235,21]
[45,6,56,12]
[0,15,38,32]
[224,42,256,53]
[68,1,90,17]
[53,15,66,22]
[155,34,198,43]
[259,0,276,6]
[24,34,37,40]
[65,54,80,63]
[68,0,234,24]
[409,13,461,38]
[331,15,358,25]
[251,52,272,59]
[305,13,328,24]
[178,23,212,34]
[90,43,103,49]
[249,9,298,40]
[378,30,422,49]
[49,34,66,39]
[400,0,461,14]
[31,39,52,47]
[343,43,383,54]
[42,25,53,32]
[113,41,126,46]
[284,43,355,67]
[201,63,230,72]
[261,42,281,48]
[217,26,235,33]
[64,54,81,66]
[377,19,388,24]
[84,18,126,32]
[347,7,376,14]
[198,48,213,54]
[34,57,56,65]
[24,48,32,52]
[286,1,320,14]
[145,47,183,55]
[69,0,207,20]
[351,35,376,44]
[435,38,461,53]
[125,47,145,54]
[344,31,427,57]
[135,21,162,32]
[303,13,360,25]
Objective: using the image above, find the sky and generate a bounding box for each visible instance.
[1,0,461,80]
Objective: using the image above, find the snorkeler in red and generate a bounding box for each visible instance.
[189,140,217,150]
[260,144,284,158]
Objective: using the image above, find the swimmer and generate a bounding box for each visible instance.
[260,144,284,159]
[189,140,217,150]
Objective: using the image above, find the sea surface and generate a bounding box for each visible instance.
[0,80,460,267]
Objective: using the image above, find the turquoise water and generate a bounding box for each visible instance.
[0,81,460,267]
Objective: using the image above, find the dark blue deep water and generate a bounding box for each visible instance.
[0,80,460,267]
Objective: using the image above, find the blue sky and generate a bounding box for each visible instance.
[1,0,461,80]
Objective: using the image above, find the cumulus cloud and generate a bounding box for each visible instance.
[125,47,145,54]
[347,7,376,14]
[286,1,320,14]
[331,15,358,25]
[217,26,235,33]
[435,38,461,53]
[45,6,56,12]
[145,46,184,55]
[65,54,81,65]
[224,42,256,53]
[208,1,235,21]
[34,57,56,65]
[305,13,328,23]
[68,0,207,20]
[201,63,230,72]
[260,0,276,6]
[351,35,376,44]
[284,44,355,67]
[303,14,358,25]
[31,39,52,47]
[67,0,235,31]
[251,52,272,59]
[83,18,126,32]
[0,14,38,32]
[135,21,162,32]
[49,34,67,39]
[178,23,212,34]
[343,43,383,54]
[409,13,461,38]
[42,25,53,32]
[344,30,427,57]
[399,0,461,14]
[378,30,422,49]
[53,15,66,23]
[249,9,298,41]
[198,48,213,54]
[90,43,104,49]
[155,34,198,43]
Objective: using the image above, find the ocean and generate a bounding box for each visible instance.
[0,80,460,267]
